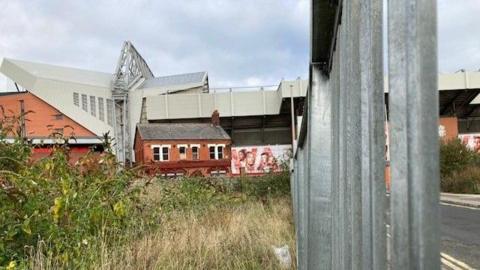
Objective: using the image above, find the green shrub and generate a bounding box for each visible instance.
[439,139,480,193]
[441,166,480,194]
[0,144,144,268]
[0,110,293,268]
[440,139,480,178]
[154,172,291,213]
[235,171,291,198]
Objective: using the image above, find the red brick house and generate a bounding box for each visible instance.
[134,122,232,177]
[0,91,102,163]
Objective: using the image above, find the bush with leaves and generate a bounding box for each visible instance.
[0,139,146,268]
[441,165,480,194]
[440,139,480,178]
[440,139,480,193]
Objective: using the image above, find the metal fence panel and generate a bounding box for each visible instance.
[359,0,387,269]
[388,0,440,269]
[307,66,332,269]
[291,0,439,269]
[344,1,363,269]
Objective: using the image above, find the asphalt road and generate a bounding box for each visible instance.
[441,203,480,268]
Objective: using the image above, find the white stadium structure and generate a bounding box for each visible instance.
[0,42,307,164]
[1,41,480,164]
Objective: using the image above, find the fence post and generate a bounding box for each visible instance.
[388,0,440,269]
[307,65,333,269]
[344,1,363,269]
[359,0,387,269]
[292,0,439,268]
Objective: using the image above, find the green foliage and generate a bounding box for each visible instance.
[440,139,480,193]
[440,139,479,178]
[155,172,291,213]
[0,113,293,268]
[0,111,31,172]
[441,166,480,194]
[235,171,291,198]
[0,143,143,268]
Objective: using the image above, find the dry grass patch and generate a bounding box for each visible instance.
[25,174,295,269]
[99,198,295,270]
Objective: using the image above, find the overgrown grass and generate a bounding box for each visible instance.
[23,175,295,269]
[93,192,295,270]
[441,166,480,194]
[440,139,480,194]
[0,111,295,269]
[2,153,295,270]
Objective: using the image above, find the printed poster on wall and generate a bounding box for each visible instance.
[459,133,480,153]
[231,145,292,174]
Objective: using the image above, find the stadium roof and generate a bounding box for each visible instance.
[136,123,230,140]
[0,58,112,88]
[141,71,207,90]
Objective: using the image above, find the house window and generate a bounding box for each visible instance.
[73,92,79,106]
[209,144,226,160]
[178,145,187,160]
[53,114,63,120]
[90,96,96,117]
[162,147,169,161]
[209,146,216,159]
[152,145,171,161]
[106,99,113,125]
[192,146,199,160]
[98,97,105,121]
[153,147,160,161]
[81,94,88,112]
[217,145,224,159]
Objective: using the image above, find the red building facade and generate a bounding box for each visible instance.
[134,123,231,176]
[0,91,101,163]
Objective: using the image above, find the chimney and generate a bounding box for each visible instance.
[211,110,220,126]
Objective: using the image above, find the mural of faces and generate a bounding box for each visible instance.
[231,145,291,174]
[459,134,480,153]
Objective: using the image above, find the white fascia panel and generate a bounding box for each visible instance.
[31,78,113,136]
[145,89,287,120]
[129,89,144,162]
[280,79,308,98]
[141,82,204,95]
[438,73,466,90]
[233,91,264,116]
[0,58,37,90]
[0,58,113,137]
[2,58,112,88]
[166,94,200,118]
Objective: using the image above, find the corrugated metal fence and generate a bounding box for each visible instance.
[291,0,439,269]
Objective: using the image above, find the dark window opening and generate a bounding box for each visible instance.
[153,147,160,161]
[179,146,187,160]
[209,146,216,159]
[192,146,199,160]
[217,146,224,159]
[162,147,169,161]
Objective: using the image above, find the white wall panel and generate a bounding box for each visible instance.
[32,79,112,136]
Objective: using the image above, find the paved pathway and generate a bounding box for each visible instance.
[441,193,480,208]
[441,203,480,269]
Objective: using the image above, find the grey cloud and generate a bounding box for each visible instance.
[0,0,309,88]
[438,0,480,73]
[0,0,478,90]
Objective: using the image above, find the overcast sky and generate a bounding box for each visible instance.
[0,0,479,90]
